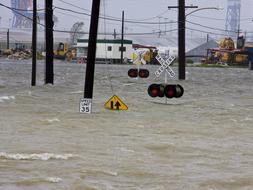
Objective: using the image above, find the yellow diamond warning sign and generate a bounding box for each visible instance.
[104,95,128,110]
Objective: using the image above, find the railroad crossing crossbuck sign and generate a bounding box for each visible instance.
[155,54,176,78]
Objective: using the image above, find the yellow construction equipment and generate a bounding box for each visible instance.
[54,42,76,61]
[218,37,235,50]
[205,37,247,65]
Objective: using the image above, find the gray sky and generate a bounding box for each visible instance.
[1,0,253,39]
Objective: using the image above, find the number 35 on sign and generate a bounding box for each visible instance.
[80,98,92,114]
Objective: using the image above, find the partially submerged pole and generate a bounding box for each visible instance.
[84,0,101,99]
[45,0,54,84]
[120,11,124,64]
[31,0,37,86]
[178,0,186,80]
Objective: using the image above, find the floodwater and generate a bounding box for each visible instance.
[0,59,253,190]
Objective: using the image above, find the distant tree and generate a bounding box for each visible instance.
[70,22,84,45]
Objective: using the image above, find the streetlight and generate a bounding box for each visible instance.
[186,7,223,43]
[168,3,223,80]
[186,7,223,17]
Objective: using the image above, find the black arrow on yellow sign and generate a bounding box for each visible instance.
[110,101,121,110]
[105,95,128,110]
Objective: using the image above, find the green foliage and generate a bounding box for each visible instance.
[186,59,194,64]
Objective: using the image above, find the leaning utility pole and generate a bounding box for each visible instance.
[45,0,54,84]
[81,0,101,114]
[84,0,101,99]
[31,0,37,86]
[168,2,197,80]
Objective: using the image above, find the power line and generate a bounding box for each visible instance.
[123,9,169,22]
[3,2,253,37]
[186,27,229,36]
[9,7,45,12]
[171,8,253,22]
[1,2,177,36]
[186,20,238,33]
[57,0,91,12]
[54,9,87,20]
[57,0,172,23]
[54,6,178,25]
[0,3,45,27]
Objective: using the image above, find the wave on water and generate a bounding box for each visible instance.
[14,177,63,186]
[69,91,83,94]
[46,177,63,183]
[0,96,15,102]
[45,118,60,123]
[0,152,76,161]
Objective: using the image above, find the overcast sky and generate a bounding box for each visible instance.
[1,0,253,38]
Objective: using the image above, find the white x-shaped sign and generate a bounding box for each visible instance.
[155,54,176,78]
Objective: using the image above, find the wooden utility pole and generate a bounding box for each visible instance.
[120,11,124,64]
[45,0,54,84]
[31,0,37,86]
[84,0,101,99]
[178,0,186,80]
[7,29,9,49]
[113,29,116,39]
[168,2,197,80]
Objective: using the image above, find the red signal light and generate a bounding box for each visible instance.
[164,85,175,98]
[148,84,166,98]
[149,84,184,98]
[139,69,149,78]
[174,84,184,98]
[148,84,160,97]
[164,84,184,98]
[128,68,138,78]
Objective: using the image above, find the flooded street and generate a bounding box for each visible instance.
[0,59,253,190]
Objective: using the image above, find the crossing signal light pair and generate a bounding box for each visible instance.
[128,68,149,78]
[148,84,184,98]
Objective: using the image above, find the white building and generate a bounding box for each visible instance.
[76,39,133,64]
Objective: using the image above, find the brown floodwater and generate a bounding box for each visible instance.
[0,59,253,190]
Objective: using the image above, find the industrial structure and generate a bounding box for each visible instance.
[11,0,44,28]
[225,0,241,39]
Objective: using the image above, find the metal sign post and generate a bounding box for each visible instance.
[164,70,168,104]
